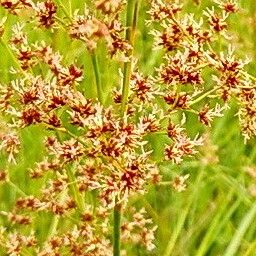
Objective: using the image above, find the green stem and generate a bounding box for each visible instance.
[241,70,256,82]
[55,16,66,26]
[121,62,132,115]
[91,52,103,104]
[113,2,140,255]
[223,203,256,256]
[113,1,140,255]
[163,168,204,256]
[120,0,140,116]
[47,214,60,239]
[43,124,87,147]
[113,202,121,256]
[189,86,220,106]
[67,167,86,212]
[163,206,190,256]
[46,191,66,240]
[68,0,72,16]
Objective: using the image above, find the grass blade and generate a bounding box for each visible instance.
[224,203,256,256]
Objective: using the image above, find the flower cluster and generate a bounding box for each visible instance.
[148,0,256,141]
[165,122,203,164]
[122,208,157,251]
[96,0,124,15]
[0,22,159,252]
[1,0,57,28]
[69,3,131,61]
[69,9,110,52]
[0,0,33,15]
[172,174,190,192]
[0,132,20,164]
[34,0,57,28]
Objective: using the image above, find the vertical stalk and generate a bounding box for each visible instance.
[113,202,122,256]
[67,167,86,212]
[46,191,67,240]
[120,0,140,116]
[113,1,140,256]
[91,51,103,104]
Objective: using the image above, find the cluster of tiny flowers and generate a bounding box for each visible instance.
[1,0,57,27]
[0,10,158,252]
[165,120,203,164]
[96,0,124,15]
[0,0,33,15]
[147,0,256,141]
[69,2,131,61]
[121,208,157,251]
[172,174,190,192]
[0,132,20,164]
[0,0,255,255]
